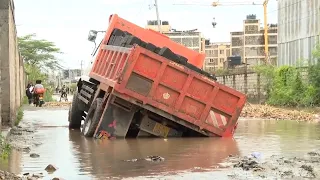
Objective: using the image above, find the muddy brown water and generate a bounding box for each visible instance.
[0,108,320,179]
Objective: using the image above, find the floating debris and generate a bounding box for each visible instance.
[145,156,165,162]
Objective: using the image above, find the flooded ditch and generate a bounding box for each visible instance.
[0,108,320,179]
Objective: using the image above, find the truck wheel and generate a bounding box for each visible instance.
[158,47,181,63]
[82,98,103,137]
[69,91,83,129]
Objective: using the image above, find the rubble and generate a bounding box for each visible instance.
[45,164,58,173]
[0,170,21,180]
[241,103,317,121]
[225,150,320,179]
[43,102,71,107]
[145,156,165,162]
[123,156,165,163]
[30,153,40,158]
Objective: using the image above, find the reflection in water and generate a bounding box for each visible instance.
[0,109,320,179]
[69,132,239,179]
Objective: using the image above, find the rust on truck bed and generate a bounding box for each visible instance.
[90,45,246,137]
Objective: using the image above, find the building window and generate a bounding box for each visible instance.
[214,58,218,65]
[209,59,214,63]
[220,58,224,63]
[220,50,224,54]
[226,49,230,56]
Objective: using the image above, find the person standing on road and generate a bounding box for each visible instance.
[60,85,68,102]
[26,82,34,105]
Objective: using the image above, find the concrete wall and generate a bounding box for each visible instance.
[0,0,25,127]
[278,0,320,66]
[216,72,268,103]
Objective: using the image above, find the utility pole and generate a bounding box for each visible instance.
[154,0,162,33]
[80,60,84,76]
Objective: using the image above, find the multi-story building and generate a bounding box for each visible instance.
[146,20,206,55]
[278,0,320,66]
[145,20,172,33]
[204,41,231,72]
[62,69,81,81]
[230,14,278,66]
[163,31,206,54]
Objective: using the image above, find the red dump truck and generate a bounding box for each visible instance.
[68,14,246,139]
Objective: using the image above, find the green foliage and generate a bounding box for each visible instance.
[256,43,320,107]
[15,107,24,126]
[18,34,62,102]
[0,135,11,159]
[18,34,62,70]
[44,87,54,102]
[23,96,28,104]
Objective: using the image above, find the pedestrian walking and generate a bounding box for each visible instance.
[26,82,34,105]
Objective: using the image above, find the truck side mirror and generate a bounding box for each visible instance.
[88,30,98,42]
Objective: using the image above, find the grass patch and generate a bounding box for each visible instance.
[23,96,29,104]
[15,107,24,126]
[0,135,11,159]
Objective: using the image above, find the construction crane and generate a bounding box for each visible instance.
[173,0,270,62]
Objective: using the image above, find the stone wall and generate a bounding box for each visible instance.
[0,0,25,127]
[216,72,268,103]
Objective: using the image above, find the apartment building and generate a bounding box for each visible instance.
[230,14,278,66]
[163,31,206,54]
[204,41,231,72]
[145,20,172,33]
[146,20,205,54]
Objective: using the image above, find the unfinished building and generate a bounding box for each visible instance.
[230,14,278,66]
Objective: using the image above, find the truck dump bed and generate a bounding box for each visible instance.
[97,14,205,68]
[86,14,246,138]
[90,44,246,137]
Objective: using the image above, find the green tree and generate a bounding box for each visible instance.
[18,34,62,102]
[18,34,62,70]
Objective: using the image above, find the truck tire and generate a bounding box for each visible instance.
[82,98,103,137]
[140,41,147,48]
[186,63,202,73]
[120,35,130,47]
[125,35,142,46]
[111,28,125,37]
[178,55,188,65]
[107,35,116,45]
[69,92,83,129]
[145,43,157,52]
[158,47,180,63]
[113,36,124,46]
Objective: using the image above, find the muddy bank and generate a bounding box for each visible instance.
[0,170,21,180]
[5,122,54,180]
[241,103,318,122]
[6,122,37,152]
[223,150,320,180]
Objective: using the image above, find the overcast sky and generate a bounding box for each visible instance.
[14,0,278,70]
